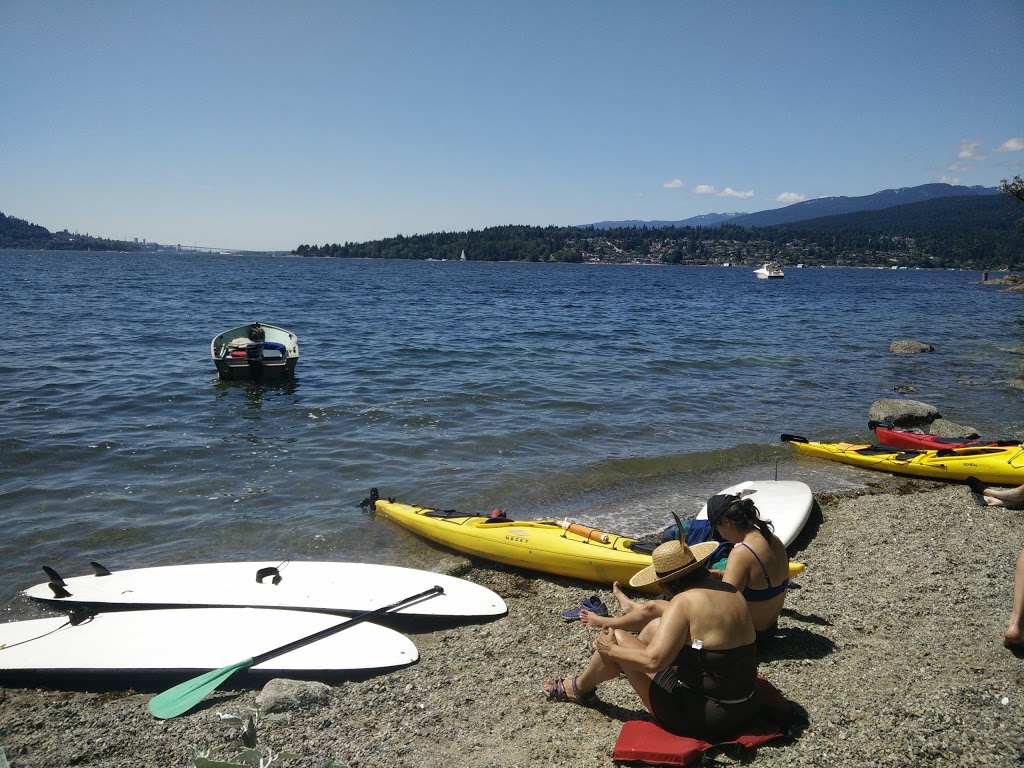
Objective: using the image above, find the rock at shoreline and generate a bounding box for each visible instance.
[927,417,980,439]
[868,398,940,428]
[889,340,935,354]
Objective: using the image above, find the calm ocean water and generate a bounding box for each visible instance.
[2,249,1022,614]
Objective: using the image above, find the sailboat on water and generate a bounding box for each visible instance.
[460,250,467,261]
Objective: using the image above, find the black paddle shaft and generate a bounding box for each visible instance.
[249,585,444,666]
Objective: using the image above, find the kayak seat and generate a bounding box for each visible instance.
[856,444,918,457]
[423,509,468,518]
[628,541,657,555]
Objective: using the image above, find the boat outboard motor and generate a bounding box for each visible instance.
[246,342,265,377]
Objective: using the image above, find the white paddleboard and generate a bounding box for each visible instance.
[696,480,813,548]
[22,561,506,620]
[0,607,416,680]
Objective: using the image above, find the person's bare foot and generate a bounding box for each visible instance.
[612,581,636,612]
[580,608,612,629]
[1003,626,1024,649]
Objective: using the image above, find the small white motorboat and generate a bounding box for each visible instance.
[211,322,299,381]
[753,262,785,279]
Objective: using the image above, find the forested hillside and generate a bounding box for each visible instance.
[0,212,139,251]
[295,193,1024,270]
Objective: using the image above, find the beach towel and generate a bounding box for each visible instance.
[611,678,791,766]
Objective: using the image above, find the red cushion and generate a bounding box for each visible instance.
[611,678,790,766]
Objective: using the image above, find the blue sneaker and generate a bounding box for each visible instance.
[560,595,608,621]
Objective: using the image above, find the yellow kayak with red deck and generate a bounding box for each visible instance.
[372,495,804,593]
[783,433,1024,485]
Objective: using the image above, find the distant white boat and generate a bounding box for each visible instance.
[753,262,784,279]
[460,250,467,261]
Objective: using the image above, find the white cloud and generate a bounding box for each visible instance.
[940,175,960,185]
[996,137,1024,153]
[946,162,968,172]
[957,139,986,161]
[776,192,805,204]
[720,187,754,199]
[694,184,753,198]
[662,179,684,189]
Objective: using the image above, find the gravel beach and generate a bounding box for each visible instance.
[1,477,1022,767]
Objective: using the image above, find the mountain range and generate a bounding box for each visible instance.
[583,182,999,230]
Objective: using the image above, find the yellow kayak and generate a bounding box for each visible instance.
[782,433,1024,485]
[372,495,804,593]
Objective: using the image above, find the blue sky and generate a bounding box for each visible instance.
[2,1,1021,251]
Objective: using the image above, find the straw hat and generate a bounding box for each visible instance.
[628,539,720,588]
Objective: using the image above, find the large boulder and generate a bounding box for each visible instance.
[868,398,941,429]
[928,418,980,439]
[889,340,934,354]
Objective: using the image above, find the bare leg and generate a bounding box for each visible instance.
[545,627,659,708]
[595,629,659,714]
[544,638,624,702]
[1005,549,1024,649]
[968,479,1024,509]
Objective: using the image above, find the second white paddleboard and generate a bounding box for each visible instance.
[0,607,417,682]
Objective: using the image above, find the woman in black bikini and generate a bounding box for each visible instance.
[707,494,790,646]
[582,493,791,646]
[543,538,760,740]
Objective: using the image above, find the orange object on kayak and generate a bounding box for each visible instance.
[559,521,610,543]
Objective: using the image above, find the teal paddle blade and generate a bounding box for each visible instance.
[148,657,254,720]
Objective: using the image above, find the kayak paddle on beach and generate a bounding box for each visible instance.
[148,585,443,719]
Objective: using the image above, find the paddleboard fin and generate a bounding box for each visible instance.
[42,566,65,586]
[255,567,282,585]
[89,561,112,576]
[47,582,72,598]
